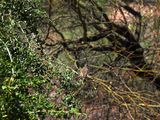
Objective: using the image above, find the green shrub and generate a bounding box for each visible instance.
[0,0,82,119]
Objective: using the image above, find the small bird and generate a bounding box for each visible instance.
[79,64,88,78]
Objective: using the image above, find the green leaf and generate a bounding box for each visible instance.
[2,86,7,90]
[70,108,79,114]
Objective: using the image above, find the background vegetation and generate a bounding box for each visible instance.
[0,0,160,119]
